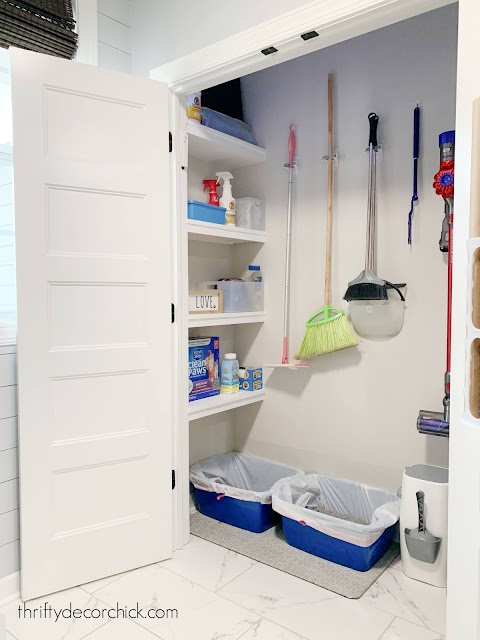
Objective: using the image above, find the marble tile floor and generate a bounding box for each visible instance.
[1,535,446,640]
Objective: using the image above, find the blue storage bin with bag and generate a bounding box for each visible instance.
[190,452,302,533]
[272,474,400,571]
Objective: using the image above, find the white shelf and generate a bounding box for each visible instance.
[188,311,265,328]
[189,389,265,421]
[187,120,266,170]
[187,219,266,245]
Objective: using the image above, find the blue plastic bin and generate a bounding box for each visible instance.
[188,200,226,225]
[282,517,396,571]
[272,473,400,571]
[194,488,280,533]
[190,452,302,534]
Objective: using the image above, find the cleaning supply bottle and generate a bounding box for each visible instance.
[203,179,220,206]
[221,353,240,393]
[216,172,236,225]
[245,265,263,282]
[186,92,201,122]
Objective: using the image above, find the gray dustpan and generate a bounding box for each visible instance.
[404,491,441,564]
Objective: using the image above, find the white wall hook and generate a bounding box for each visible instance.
[284,159,299,175]
[365,144,383,162]
[322,152,339,167]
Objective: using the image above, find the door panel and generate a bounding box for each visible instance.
[10,48,173,600]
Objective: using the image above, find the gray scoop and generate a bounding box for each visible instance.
[404,491,441,564]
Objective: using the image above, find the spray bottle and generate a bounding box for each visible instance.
[216,172,236,225]
[203,179,220,206]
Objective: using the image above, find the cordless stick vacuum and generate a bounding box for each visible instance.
[417,131,455,437]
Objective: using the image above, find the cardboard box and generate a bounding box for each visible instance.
[239,366,263,392]
[188,337,220,402]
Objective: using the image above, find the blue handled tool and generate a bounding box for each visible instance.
[407,104,420,245]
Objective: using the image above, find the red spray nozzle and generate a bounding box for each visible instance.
[203,179,220,206]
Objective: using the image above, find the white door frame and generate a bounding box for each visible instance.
[159,0,460,545]
[74,0,98,66]
[151,0,454,94]
[161,2,472,637]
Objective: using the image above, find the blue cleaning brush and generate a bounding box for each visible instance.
[408,104,420,245]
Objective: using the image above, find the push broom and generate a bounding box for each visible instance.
[296,74,358,359]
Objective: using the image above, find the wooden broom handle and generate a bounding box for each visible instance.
[325,73,334,306]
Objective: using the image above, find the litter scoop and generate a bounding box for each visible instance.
[404,491,441,564]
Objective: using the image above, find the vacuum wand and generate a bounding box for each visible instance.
[417,131,454,437]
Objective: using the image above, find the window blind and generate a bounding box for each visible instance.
[0,0,77,59]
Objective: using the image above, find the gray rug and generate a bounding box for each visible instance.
[191,512,399,599]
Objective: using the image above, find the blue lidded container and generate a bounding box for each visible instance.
[188,200,226,225]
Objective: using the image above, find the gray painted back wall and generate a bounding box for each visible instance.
[232,4,457,490]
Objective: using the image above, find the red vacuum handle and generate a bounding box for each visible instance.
[446,205,453,376]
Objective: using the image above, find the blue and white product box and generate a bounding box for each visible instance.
[239,366,263,392]
[188,337,220,402]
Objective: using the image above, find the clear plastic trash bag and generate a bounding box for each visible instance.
[273,473,400,547]
[190,452,303,504]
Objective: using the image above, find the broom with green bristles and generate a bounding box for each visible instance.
[296,74,358,359]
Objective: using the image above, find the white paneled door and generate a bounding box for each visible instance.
[10,48,173,600]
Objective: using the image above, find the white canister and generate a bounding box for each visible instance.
[235,197,265,231]
[400,464,448,587]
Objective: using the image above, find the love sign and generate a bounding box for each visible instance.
[189,290,223,314]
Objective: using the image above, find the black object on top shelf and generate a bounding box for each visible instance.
[201,79,244,123]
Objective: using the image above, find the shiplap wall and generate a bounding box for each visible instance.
[0,344,19,580]
[97,0,131,73]
[0,51,18,584]
[0,148,15,347]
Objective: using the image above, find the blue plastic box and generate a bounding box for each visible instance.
[194,488,280,533]
[281,517,396,571]
[188,200,226,225]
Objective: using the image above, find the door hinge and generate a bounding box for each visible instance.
[171,303,175,323]
[172,470,176,490]
[169,132,173,152]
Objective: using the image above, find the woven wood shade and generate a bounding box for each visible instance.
[0,0,78,59]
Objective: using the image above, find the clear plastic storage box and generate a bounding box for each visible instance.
[202,281,264,313]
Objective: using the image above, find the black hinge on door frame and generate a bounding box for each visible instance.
[169,132,173,152]
[172,470,176,490]
[171,303,175,323]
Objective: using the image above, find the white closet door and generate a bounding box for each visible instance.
[10,48,173,600]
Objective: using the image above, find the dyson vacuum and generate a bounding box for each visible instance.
[417,131,454,437]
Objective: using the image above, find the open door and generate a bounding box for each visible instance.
[10,48,173,600]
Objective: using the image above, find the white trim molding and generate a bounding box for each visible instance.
[150,0,455,95]
[0,572,20,607]
[74,0,98,66]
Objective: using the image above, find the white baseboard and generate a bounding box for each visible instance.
[0,571,20,607]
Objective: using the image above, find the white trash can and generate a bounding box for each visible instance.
[400,464,448,587]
